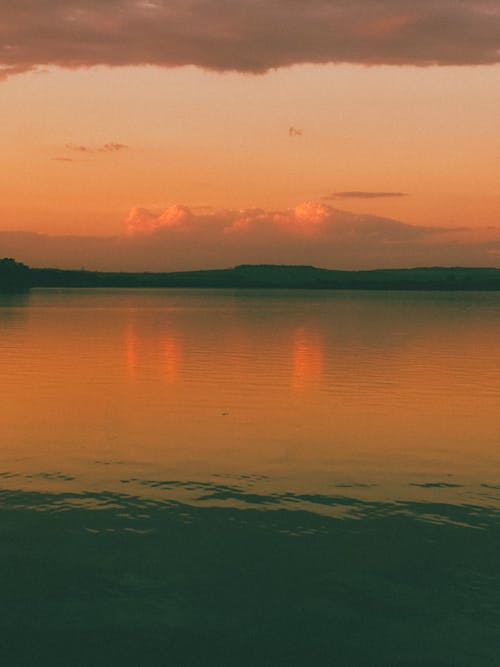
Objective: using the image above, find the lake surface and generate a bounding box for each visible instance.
[1,288,499,666]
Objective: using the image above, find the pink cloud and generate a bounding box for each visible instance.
[127,202,335,239]
[126,205,193,234]
[1,1,499,79]
[125,201,500,247]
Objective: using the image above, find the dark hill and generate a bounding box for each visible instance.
[0,258,31,291]
[21,262,500,290]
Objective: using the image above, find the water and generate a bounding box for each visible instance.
[1,289,499,665]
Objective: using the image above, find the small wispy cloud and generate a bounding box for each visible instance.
[51,156,95,163]
[99,142,129,153]
[65,142,129,154]
[325,191,409,200]
[65,144,92,153]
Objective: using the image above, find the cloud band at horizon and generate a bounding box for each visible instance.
[1,0,500,80]
[2,203,500,272]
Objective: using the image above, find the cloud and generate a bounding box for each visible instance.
[99,143,129,153]
[325,192,409,200]
[65,144,93,154]
[126,205,195,234]
[65,142,129,154]
[1,1,499,79]
[126,201,429,244]
[289,127,303,137]
[3,202,499,272]
[126,202,338,239]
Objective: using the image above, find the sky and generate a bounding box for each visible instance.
[1,1,499,270]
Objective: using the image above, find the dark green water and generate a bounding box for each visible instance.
[1,289,499,665]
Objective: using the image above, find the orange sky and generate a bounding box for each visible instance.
[1,1,499,268]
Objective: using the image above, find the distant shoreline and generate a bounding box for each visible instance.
[3,260,500,291]
[27,264,500,291]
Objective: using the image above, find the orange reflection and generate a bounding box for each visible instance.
[163,336,181,382]
[125,321,138,377]
[292,328,323,391]
[125,318,182,382]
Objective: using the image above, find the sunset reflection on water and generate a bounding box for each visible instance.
[292,327,324,391]
[1,288,499,494]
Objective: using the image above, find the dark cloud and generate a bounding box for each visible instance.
[2,203,500,272]
[1,1,499,78]
[326,192,409,200]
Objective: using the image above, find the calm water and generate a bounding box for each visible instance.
[1,288,499,665]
